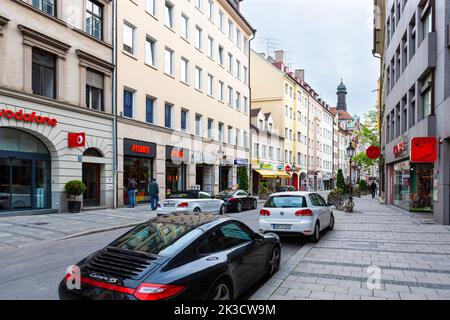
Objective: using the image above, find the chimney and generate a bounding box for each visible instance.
[295,69,305,81]
[275,50,285,63]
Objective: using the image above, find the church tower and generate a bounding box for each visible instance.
[336,79,347,111]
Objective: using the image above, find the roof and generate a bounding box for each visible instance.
[250,108,261,117]
[264,112,271,120]
[329,107,354,121]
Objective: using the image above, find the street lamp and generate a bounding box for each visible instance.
[346,142,355,203]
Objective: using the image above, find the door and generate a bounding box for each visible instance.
[11,158,32,210]
[0,158,11,211]
[309,194,327,228]
[83,163,100,206]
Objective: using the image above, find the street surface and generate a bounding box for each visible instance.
[0,204,306,300]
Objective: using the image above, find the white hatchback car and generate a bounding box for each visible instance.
[259,192,334,243]
[157,190,226,215]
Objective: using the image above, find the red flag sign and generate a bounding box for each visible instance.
[68,132,86,148]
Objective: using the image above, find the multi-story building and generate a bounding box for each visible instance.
[250,108,287,195]
[250,49,334,191]
[116,0,254,205]
[0,0,115,214]
[378,0,450,225]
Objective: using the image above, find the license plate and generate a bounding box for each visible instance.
[272,224,292,230]
[164,202,176,207]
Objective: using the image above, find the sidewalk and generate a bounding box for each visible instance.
[0,206,156,250]
[251,196,450,300]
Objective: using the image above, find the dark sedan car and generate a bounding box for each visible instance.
[215,190,258,213]
[59,213,281,300]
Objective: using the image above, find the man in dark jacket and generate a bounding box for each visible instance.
[127,178,138,208]
[148,178,159,211]
[370,180,377,199]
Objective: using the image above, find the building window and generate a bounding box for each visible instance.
[146,0,156,16]
[32,49,56,99]
[196,0,202,10]
[145,96,155,124]
[218,122,224,142]
[243,96,248,114]
[207,118,214,139]
[243,66,248,84]
[207,0,214,20]
[228,126,233,145]
[86,0,103,40]
[218,81,224,101]
[145,37,156,67]
[123,89,134,118]
[195,114,202,136]
[422,87,431,118]
[86,69,103,111]
[422,6,432,40]
[228,53,233,73]
[165,103,173,128]
[195,66,202,91]
[218,10,225,31]
[195,26,202,50]
[235,92,240,110]
[207,74,214,96]
[164,48,174,75]
[207,36,214,59]
[236,129,240,147]
[236,60,241,79]
[181,14,189,40]
[123,23,135,54]
[236,29,241,48]
[165,1,174,29]
[218,45,224,65]
[181,109,188,132]
[228,19,233,39]
[180,58,189,84]
[32,0,55,16]
[227,86,233,106]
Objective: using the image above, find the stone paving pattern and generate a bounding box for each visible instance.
[251,196,450,300]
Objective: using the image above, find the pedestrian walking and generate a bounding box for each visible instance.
[148,178,160,211]
[127,178,138,208]
[370,180,377,199]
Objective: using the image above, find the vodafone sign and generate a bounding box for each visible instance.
[0,108,58,127]
[68,133,86,148]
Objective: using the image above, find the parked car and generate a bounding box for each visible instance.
[215,190,258,213]
[157,190,226,215]
[259,192,335,243]
[58,213,281,300]
[275,186,296,193]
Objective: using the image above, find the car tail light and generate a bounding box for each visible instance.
[133,283,186,300]
[157,204,161,208]
[295,209,313,217]
[260,209,271,216]
[177,202,189,208]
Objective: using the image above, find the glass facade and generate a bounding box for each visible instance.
[123,157,153,205]
[165,162,186,196]
[393,160,433,212]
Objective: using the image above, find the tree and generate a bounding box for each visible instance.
[239,167,249,192]
[353,151,379,172]
[336,169,345,190]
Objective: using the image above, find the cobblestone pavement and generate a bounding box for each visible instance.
[250,196,450,300]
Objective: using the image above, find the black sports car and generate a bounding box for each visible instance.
[215,190,258,213]
[59,213,281,300]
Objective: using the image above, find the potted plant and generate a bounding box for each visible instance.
[259,182,270,200]
[65,180,87,213]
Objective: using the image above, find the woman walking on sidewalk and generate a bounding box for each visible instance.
[127,178,138,208]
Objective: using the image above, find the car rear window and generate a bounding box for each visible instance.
[264,196,307,208]
[109,222,202,256]
[168,192,196,199]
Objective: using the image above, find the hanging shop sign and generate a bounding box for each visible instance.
[234,158,248,166]
[124,138,156,158]
[410,137,437,163]
[166,146,190,163]
[366,146,381,160]
[393,140,408,157]
[0,108,58,127]
[260,163,273,170]
[285,165,293,173]
[68,132,86,148]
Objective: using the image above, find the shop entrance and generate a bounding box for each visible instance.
[0,128,51,212]
[219,166,231,191]
[82,163,100,206]
[166,162,186,196]
[196,165,204,190]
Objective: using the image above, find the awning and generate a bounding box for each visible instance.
[255,169,291,179]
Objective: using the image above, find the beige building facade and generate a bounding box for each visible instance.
[117,0,254,205]
[0,0,115,214]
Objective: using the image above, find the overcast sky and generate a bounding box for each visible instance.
[241,0,378,117]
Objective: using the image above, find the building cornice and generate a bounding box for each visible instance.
[0,87,114,121]
[76,49,115,76]
[0,15,9,36]
[18,24,71,58]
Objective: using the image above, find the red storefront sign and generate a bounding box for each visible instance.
[131,144,151,154]
[410,137,437,163]
[393,140,407,157]
[285,165,292,173]
[68,132,86,148]
[0,108,58,127]
[366,146,381,160]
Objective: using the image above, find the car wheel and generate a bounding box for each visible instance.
[236,202,242,213]
[219,205,226,215]
[193,207,201,213]
[268,246,281,276]
[310,222,320,243]
[208,280,232,300]
[328,213,335,231]
[252,199,258,210]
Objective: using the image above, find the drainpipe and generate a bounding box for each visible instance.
[112,0,118,209]
[248,29,256,195]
